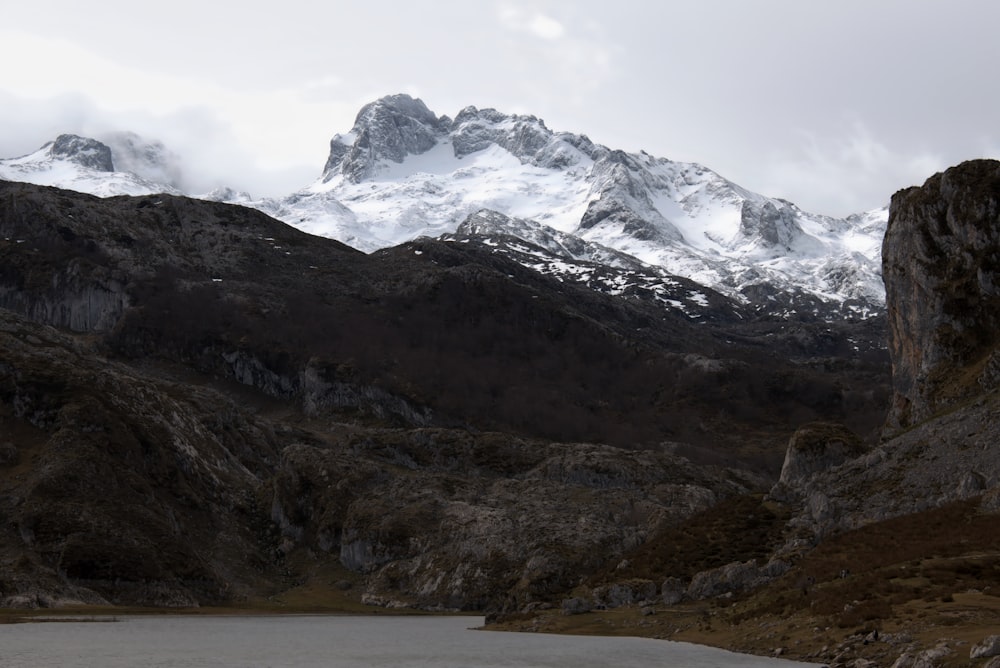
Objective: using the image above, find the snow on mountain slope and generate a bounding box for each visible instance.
[245,95,887,315]
[0,134,181,198]
[0,97,888,318]
[442,209,746,322]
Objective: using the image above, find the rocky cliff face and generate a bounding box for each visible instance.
[49,135,115,172]
[323,94,446,183]
[750,160,1000,544]
[882,159,1000,432]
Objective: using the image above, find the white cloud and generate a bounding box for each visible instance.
[527,14,565,40]
[498,5,565,40]
[0,30,355,195]
[494,2,616,107]
[758,121,945,216]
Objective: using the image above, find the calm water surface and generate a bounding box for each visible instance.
[0,614,818,667]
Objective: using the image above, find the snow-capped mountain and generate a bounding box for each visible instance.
[0,133,181,197]
[442,209,746,322]
[0,95,888,319]
[248,94,887,317]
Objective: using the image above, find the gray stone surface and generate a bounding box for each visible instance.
[883,159,1000,431]
[972,635,1000,659]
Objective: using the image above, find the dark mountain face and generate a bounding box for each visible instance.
[0,308,282,606]
[0,181,889,610]
[0,181,888,457]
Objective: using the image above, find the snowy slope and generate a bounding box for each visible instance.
[0,97,888,319]
[0,134,181,197]
[244,95,887,316]
[442,209,746,322]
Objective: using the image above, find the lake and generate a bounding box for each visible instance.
[0,614,818,667]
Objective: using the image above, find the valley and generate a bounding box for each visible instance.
[1,97,999,667]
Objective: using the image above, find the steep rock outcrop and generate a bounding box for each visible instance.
[323,94,445,182]
[769,422,867,502]
[771,162,1000,537]
[49,134,114,172]
[883,159,1000,431]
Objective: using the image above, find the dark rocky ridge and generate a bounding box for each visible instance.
[0,181,888,455]
[0,180,889,611]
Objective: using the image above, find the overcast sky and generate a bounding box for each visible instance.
[2,0,997,216]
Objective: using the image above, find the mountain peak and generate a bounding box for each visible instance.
[322,93,446,183]
[0,96,890,319]
[48,134,114,172]
[0,132,181,197]
[357,93,440,127]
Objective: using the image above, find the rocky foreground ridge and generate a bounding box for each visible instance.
[0,179,886,615]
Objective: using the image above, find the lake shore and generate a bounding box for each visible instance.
[3,588,999,667]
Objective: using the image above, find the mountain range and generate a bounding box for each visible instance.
[0,94,887,322]
[5,97,1000,667]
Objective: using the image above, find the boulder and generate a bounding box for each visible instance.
[771,422,867,499]
[972,635,1000,659]
[592,579,658,608]
[561,597,592,615]
[685,559,788,601]
[661,577,686,605]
